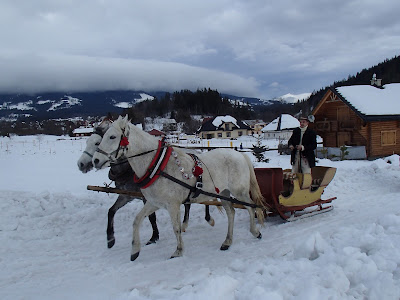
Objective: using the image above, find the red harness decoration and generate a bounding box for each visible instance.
[133,141,172,189]
[120,136,129,147]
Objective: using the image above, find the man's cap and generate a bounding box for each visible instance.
[299,115,315,123]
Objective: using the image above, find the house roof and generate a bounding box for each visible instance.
[197,115,250,132]
[243,119,266,126]
[73,127,94,134]
[262,114,299,132]
[147,129,166,136]
[315,83,400,122]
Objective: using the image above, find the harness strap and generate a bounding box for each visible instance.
[187,153,203,198]
[134,141,172,189]
[83,151,93,158]
[159,171,262,208]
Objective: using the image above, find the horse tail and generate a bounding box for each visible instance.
[242,153,266,225]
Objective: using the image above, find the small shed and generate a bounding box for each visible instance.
[312,82,400,158]
[72,127,94,137]
[262,114,299,140]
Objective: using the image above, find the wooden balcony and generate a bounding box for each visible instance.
[315,120,356,132]
[315,120,331,131]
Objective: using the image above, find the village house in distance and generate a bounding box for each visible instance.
[197,115,251,139]
[262,114,299,140]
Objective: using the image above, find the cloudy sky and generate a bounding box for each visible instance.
[1,0,399,99]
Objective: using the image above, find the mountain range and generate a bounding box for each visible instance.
[0,90,309,121]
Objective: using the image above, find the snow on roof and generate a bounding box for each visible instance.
[336,83,400,115]
[262,114,299,132]
[212,115,239,128]
[73,127,94,134]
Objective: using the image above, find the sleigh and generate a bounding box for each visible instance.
[88,165,336,222]
[254,166,337,221]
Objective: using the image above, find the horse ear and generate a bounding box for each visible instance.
[124,126,130,137]
[119,115,128,128]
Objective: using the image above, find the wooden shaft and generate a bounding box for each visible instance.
[87,185,143,198]
[86,185,245,208]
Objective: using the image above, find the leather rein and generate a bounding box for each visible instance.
[96,135,262,208]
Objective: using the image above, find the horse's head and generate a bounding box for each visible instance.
[77,133,102,173]
[76,118,113,173]
[93,115,130,170]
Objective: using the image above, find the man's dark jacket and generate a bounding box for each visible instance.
[288,127,317,168]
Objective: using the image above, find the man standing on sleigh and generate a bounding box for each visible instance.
[288,115,317,174]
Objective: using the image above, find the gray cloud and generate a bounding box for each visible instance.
[1,0,399,99]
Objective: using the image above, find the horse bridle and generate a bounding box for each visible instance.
[82,132,103,159]
[95,134,127,162]
[95,130,162,168]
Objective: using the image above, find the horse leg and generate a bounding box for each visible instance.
[183,203,214,231]
[142,197,159,245]
[220,190,235,251]
[235,190,262,239]
[245,206,262,239]
[167,202,184,259]
[146,212,159,245]
[107,194,132,248]
[182,203,190,232]
[205,205,215,226]
[131,201,159,261]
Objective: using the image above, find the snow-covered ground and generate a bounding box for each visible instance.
[1,135,400,300]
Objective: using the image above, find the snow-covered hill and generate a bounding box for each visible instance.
[275,92,312,104]
[0,91,156,121]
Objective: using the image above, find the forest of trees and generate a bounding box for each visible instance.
[123,88,308,126]
[123,88,253,123]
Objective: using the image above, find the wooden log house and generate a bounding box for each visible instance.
[312,82,400,159]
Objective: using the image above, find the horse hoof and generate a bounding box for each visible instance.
[170,253,183,259]
[146,237,159,245]
[220,245,230,251]
[107,238,115,248]
[131,252,140,261]
[182,224,188,232]
[257,232,262,239]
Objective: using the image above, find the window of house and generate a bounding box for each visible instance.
[226,132,231,137]
[224,124,230,131]
[238,131,242,136]
[381,130,396,146]
[218,133,222,138]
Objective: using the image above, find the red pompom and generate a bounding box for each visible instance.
[192,165,203,177]
[215,187,220,194]
[120,136,129,147]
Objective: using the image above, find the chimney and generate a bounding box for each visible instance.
[370,73,382,87]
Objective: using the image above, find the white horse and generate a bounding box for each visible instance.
[93,116,265,261]
[77,118,214,248]
[77,118,160,247]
